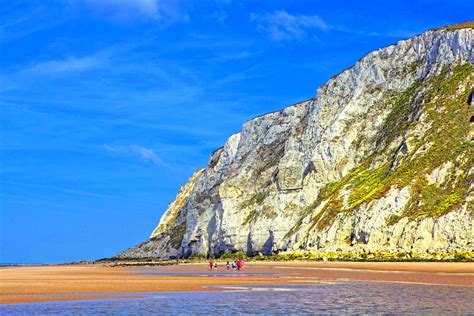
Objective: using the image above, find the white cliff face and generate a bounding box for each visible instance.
[116,25,474,260]
[150,169,204,238]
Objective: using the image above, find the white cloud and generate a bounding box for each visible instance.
[0,181,161,205]
[24,55,105,74]
[83,0,188,23]
[0,180,125,199]
[251,10,328,41]
[211,8,228,24]
[84,0,159,20]
[331,25,421,39]
[102,144,167,167]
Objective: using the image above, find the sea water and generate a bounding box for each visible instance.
[1,282,473,315]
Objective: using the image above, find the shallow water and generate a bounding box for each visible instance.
[2,282,473,315]
[133,266,281,277]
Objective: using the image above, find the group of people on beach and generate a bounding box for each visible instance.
[209,259,245,271]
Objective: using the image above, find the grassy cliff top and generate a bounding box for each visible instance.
[433,21,474,31]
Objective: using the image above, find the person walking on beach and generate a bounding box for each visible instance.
[214,261,218,270]
[209,261,214,271]
[226,261,230,270]
[236,259,241,271]
[231,260,236,271]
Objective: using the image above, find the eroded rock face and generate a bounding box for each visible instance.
[115,26,474,260]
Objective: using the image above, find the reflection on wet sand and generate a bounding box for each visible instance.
[1,282,473,314]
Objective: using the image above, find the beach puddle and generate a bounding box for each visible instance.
[204,285,295,292]
[1,282,473,314]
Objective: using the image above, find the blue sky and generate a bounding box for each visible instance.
[0,0,471,263]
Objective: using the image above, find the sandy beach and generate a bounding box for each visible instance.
[1,261,473,304]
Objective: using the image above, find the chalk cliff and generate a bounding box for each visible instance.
[116,22,474,260]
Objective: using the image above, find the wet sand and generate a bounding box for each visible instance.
[1,262,473,304]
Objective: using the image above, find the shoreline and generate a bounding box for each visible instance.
[1,261,473,305]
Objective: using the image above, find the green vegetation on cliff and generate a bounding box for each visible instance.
[289,63,473,235]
